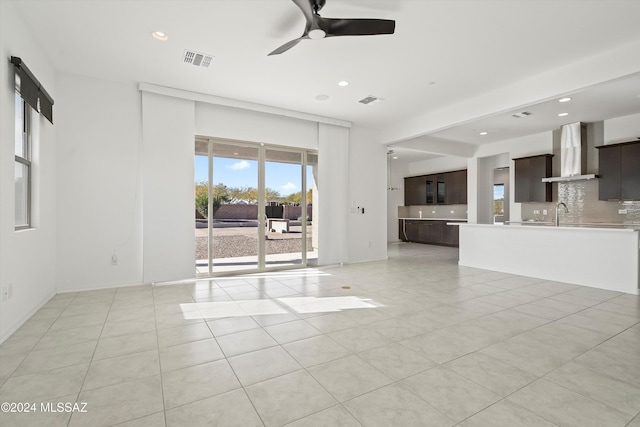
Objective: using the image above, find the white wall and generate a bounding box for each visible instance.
[56,74,143,291]
[474,132,552,160]
[318,124,350,265]
[142,92,195,283]
[348,126,387,262]
[0,1,57,341]
[472,132,552,223]
[195,103,318,149]
[408,156,468,176]
[475,157,496,224]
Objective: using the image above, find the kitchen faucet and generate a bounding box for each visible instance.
[555,201,568,227]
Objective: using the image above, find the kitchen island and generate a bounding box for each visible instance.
[457,223,639,295]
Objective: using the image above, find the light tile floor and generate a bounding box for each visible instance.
[1,243,639,426]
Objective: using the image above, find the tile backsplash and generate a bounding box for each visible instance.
[521,180,640,224]
[399,205,468,219]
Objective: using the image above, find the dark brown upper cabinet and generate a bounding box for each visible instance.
[425,178,435,204]
[436,175,446,204]
[404,176,427,206]
[404,169,467,206]
[514,154,553,203]
[445,169,468,205]
[597,140,640,201]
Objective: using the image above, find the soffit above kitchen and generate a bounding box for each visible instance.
[9,0,640,151]
[391,71,640,157]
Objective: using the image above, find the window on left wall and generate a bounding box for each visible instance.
[15,91,31,230]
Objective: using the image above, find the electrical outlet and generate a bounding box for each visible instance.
[111,255,118,266]
[543,209,548,215]
[533,210,540,215]
[619,209,628,214]
[431,210,435,214]
[450,210,454,214]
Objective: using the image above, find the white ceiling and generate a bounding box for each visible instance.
[11,0,640,160]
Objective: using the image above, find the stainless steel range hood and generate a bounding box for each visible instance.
[542,122,597,183]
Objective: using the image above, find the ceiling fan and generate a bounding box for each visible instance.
[269,0,396,56]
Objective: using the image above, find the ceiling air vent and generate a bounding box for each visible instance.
[359,95,383,105]
[511,111,533,118]
[182,50,214,68]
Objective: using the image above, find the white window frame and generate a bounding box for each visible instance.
[15,92,32,230]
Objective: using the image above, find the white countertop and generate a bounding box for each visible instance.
[459,223,639,233]
[507,221,640,228]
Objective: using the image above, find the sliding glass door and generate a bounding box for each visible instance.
[195,137,316,276]
[264,148,304,269]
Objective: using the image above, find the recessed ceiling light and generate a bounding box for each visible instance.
[479,131,488,136]
[338,81,349,87]
[392,156,398,159]
[315,94,329,101]
[558,97,572,103]
[558,112,569,117]
[152,31,168,41]
[233,152,239,155]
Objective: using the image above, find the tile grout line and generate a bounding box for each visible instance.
[199,296,268,427]
[66,290,115,427]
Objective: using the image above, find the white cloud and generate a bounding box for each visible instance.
[227,160,250,170]
[281,182,297,192]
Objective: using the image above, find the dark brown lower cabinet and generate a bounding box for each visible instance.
[441,223,460,246]
[399,220,463,247]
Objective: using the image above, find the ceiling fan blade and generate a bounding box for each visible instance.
[269,0,394,55]
[268,37,306,56]
[292,0,315,24]
[320,17,395,37]
[267,0,314,55]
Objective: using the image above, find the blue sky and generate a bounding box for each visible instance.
[494,184,505,200]
[195,156,304,196]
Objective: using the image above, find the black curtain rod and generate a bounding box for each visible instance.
[10,56,54,106]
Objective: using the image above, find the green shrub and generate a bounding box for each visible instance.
[195,194,228,218]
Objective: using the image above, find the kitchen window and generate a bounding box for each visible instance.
[15,92,31,230]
